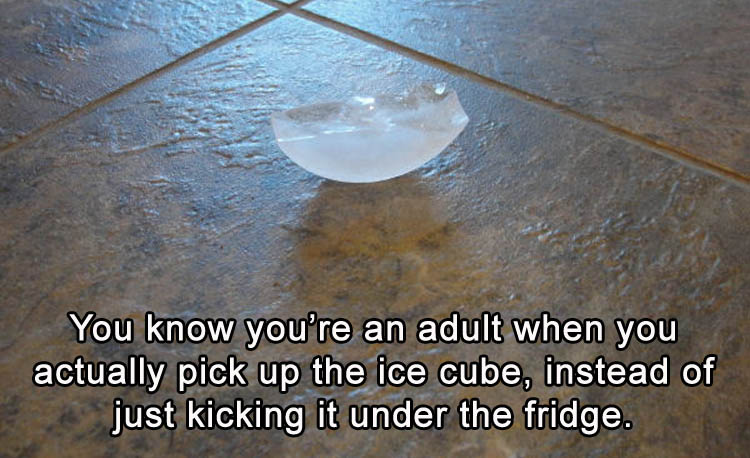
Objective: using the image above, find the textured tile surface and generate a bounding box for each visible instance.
[0,0,273,147]
[308,0,750,177]
[1,14,748,457]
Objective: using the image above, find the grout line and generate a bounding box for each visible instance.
[0,0,317,156]
[260,0,750,190]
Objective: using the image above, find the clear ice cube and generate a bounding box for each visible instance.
[271,84,469,183]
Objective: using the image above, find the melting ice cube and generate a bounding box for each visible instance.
[271,84,469,183]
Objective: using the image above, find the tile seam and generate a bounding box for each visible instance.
[259,0,749,190]
[0,0,318,156]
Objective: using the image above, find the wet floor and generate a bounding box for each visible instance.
[1,1,749,457]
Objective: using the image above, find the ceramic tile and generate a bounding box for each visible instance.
[0,0,274,147]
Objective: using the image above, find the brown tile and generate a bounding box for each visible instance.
[0,0,274,147]
[1,15,748,457]
[307,0,750,178]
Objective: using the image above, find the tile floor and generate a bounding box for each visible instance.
[0,1,748,456]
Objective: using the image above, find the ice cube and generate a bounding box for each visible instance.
[271,84,469,183]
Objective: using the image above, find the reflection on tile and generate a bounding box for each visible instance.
[1,14,748,457]
[308,0,750,177]
[0,0,274,146]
